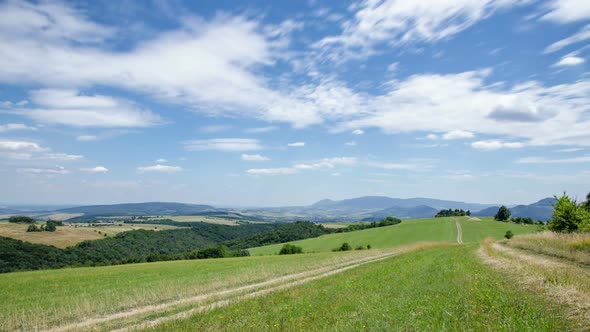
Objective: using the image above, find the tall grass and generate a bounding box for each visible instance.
[502,231,590,265]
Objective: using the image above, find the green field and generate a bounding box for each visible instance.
[150,245,571,331]
[0,247,406,331]
[249,217,538,255]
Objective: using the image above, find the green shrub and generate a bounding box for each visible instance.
[279,244,303,255]
[26,224,42,232]
[333,242,352,252]
[355,245,365,250]
[504,230,514,239]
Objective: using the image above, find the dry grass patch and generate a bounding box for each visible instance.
[502,231,590,265]
[0,223,179,248]
[480,238,590,330]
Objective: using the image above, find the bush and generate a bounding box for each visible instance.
[355,245,365,250]
[193,245,231,259]
[367,244,371,249]
[504,230,514,239]
[511,217,533,224]
[26,224,42,232]
[333,242,352,252]
[279,243,303,255]
[9,216,36,224]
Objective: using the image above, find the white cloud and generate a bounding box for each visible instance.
[43,153,84,161]
[335,69,590,147]
[556,147,584,153]
[345,141,357,146]
[352,129,364,135]
[540,0,590,23]
[387,62,399,72]
[17,89,162,127]
[241,154,270,161]
[367,161,430,171]
[0,140,45,152]
[244,126,278,133]
[554,55,585,66]
[515,156,590,164]
[81,166,109,173]
[137,164,182,173]
[471,140,524,150]
[246,167,298,175]
[0,123,36,132]
[184,138,262,152]
[17,166,69,176]
[156,158,168,163]
[426,134,439,140]
[246,157,356,176]
[287,142,305,147]
[315,0,523,61]
[76,135,99,142]
[544,24,590,53]
[442,130,474,140]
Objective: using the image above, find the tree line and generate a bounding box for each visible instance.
[435,209,471,217]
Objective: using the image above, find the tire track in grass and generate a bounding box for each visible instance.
[455,219,463,244]
[49,243,437,332]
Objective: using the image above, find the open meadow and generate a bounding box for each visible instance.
[249,217,537,255]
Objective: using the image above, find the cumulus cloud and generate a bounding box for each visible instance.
[471,140,524,150]
[156,158,168,163]
[137,164,182,173]
[287,142,305,147]
[81,166,109,173]
[246,167,298,175]
[241,154,270,161]
[442,130,474,140]
[184,138,262,152]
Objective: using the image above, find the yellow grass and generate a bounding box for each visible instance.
[502,231,590,265]
[0,223,179,248]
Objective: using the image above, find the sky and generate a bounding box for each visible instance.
[0,0,589,207]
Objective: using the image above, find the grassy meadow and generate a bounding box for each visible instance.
[249,217,538,255]
[150,245,571,332]
[0,247,406,331]
[0,222,180,248]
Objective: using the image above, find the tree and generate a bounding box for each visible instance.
[9,216,36,224]
[26,224,41,232]
[494,206,511,221]
[504,230,514,239]
[548,193,590,233]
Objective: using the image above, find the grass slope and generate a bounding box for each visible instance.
[0,249,396,331]
[151,245,571,331]
[249,217,537,255]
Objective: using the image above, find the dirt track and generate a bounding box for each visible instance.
[50,244,434,332]
[455,219,463,243]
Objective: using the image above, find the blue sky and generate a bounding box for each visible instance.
[0,0,589,206]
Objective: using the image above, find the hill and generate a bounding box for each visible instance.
[363,205,439,220]
[474,198,556,221]
[310,196,494,211]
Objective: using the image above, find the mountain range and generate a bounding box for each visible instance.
[0,196,555,222]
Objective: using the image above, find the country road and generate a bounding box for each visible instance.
[455,219,463,244]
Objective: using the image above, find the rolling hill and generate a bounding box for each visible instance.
[473,197,556,221]
[58,202,215,217]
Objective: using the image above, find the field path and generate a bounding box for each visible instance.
[455,219,463,244]
[49,243,435,332]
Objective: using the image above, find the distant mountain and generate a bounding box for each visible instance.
[310,196,495,212]
[473,198,556,221]
[58,202,215,217]
[0,208,22,215]
[362,205,439,220]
